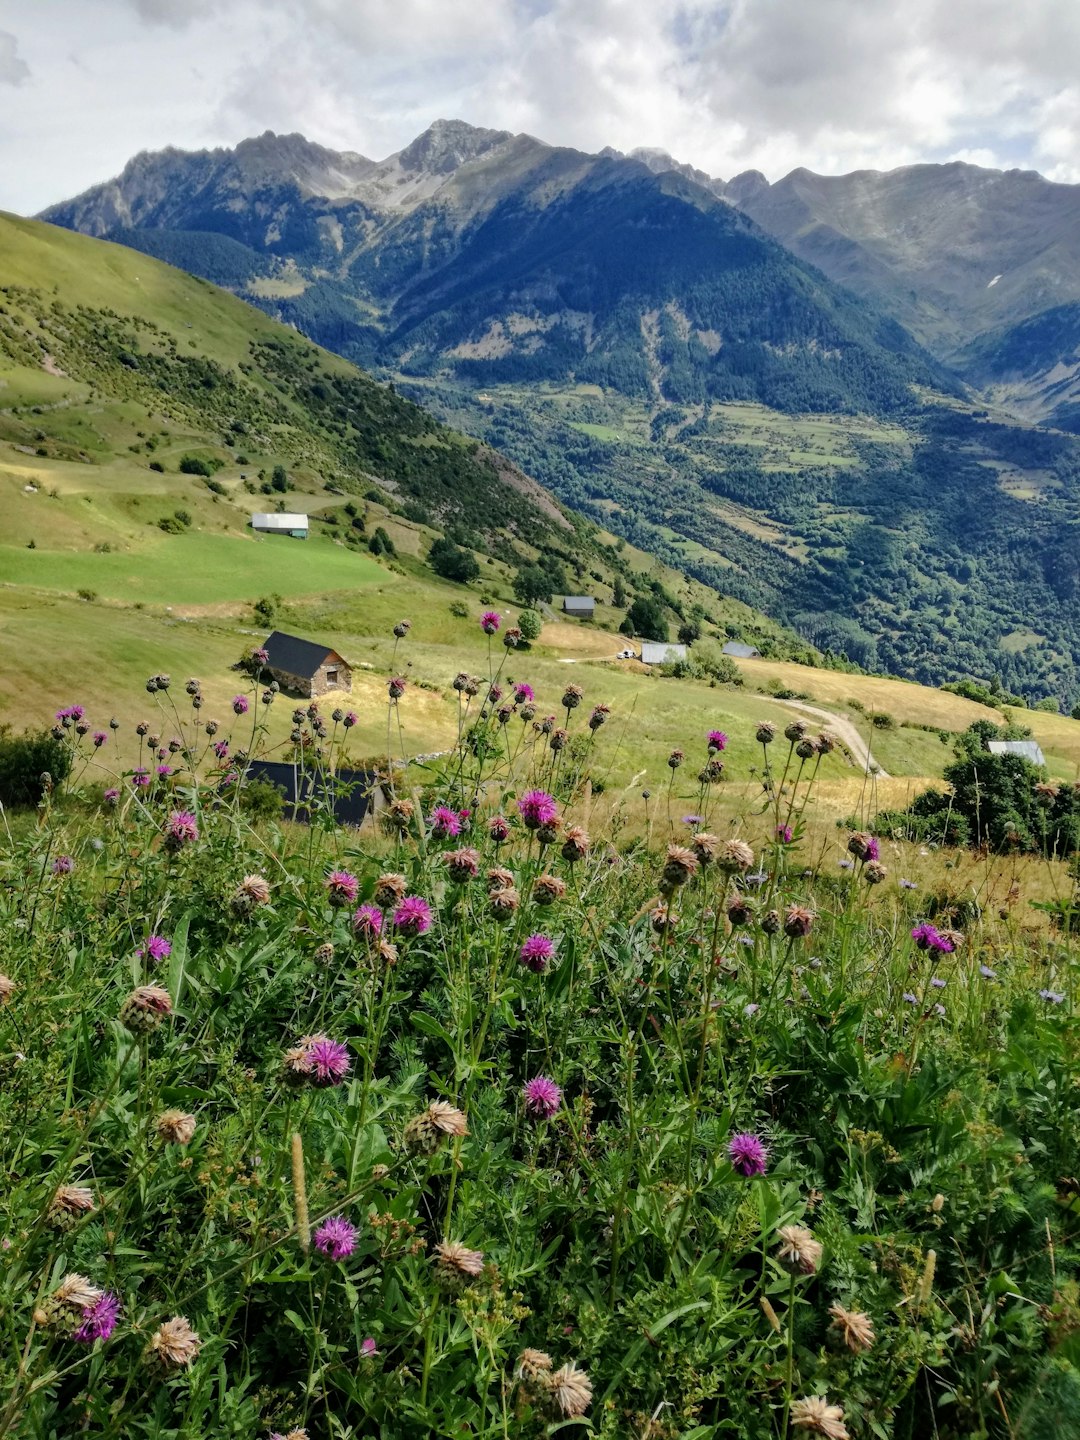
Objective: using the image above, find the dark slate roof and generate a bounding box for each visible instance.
[263,630,345,677]
[722,641,761,658]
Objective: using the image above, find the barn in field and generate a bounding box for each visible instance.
[252,512,309,539]
[563,596,596,618]
[262,630,352,697]
[988,739,1046,766]
[722,641,761,659]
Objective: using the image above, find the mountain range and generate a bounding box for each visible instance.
[33,120,1080,703]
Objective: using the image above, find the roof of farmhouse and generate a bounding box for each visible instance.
[263,630,347,678]
[252,513,309,528]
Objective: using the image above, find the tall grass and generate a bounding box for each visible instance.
[1,614,1079,1439]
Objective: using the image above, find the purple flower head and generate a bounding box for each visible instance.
[488,683,503,704]
[252,647,269,666]
[1040,988,1066,1004]
[776,824,793,844]
[103,787,120,806]
[744,1002,760,1016]
[156,764,172,779]
[903,991,918,1005]
[514,682,535,704]
[393,895,433,937]
[361,1336,378,1357]
[232,695,249,716]
[480,610,501,635]
[519,933,554,973]
[92,731,108,748]
[707,730,728,753]
[865,836,881,863]
[213,740,229,760]
[838,858,854,870]
[682,814,705,828]
[73,1291,121,1343]
[489,814,511,842]
[930,976,946,989]
[137,934,172,965]
[728,1131,768,1178]
[518,789,558,830]
[343,710,358,729]
[164,810,198,847]
[388,676,407,700]
[51,855,74,875]
[314,1215,358,1260]
[979,965,996,979]
[911,923,940,951]
[308,1037,351,1085]
[352,904,383,939]
[131,768,150,789]
[523,1075,562,1118]
[430,805,462,840]
[900,878,917,890]
[933,1003,946,1017]
[55,704,85,723]
[326,870,359,907]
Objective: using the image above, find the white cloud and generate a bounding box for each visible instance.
[0,29,30,86]
[8,0,1080,213]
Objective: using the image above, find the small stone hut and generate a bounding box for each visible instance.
[262,630,352,698]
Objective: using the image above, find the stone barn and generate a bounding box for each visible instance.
[262,630,352,698]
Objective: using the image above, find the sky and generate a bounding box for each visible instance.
[5,0,1080,213]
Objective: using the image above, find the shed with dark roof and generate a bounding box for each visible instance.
[262,630,352,697]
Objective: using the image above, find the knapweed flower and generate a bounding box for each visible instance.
[707,729,728,752]
[343,710,358,728]
[520,934,554,972]
[719,838,755,872]
[429,805,462,839]
[73,1290,121,1343]
[776,824,793,844]
[777,1224,823,1275]
[561,683,584,710]
[518,789,558,829]
[847,831,878,862]
[52,855,74,875]
[388,676,406,700]
[667,748,684,769]
[514,682,535,704]
[307,1037,351,1085]
[756,721,776,744]
[783,904,815,938]
[147,1316,202,1369]
[393,895,433,937]
[561,826,589,863]
[352,903,383,939]
[534,872,567,905]
[48,1185,96,1228]
[785,719,808,742]
[728,1132,768,1177]
[393,619,411,638]
[232,695,249,715]
[662,844,699,888]
[374,872,408,908]
[156,764,173,780]
[92,731,108,748]
[790,1395,849,1439]
[103,787,120,806]
[444,847,481,883]
[325,869,359,907]
[137,934,172,965]
[157,1109,196,1145]
[232,874,272,914]
[163,811,198,852]
[490,886,521,920]
[434,1240,484,1290]
[488,814,511,843]
[56,704,86,723]
[120,985,172,1035]
[550,1362,593,1419]
[314,1215,358,1261]
[480,610,501,634]
[864,861,887,885]
[828,1303,876,1353]
[524,1076,562,1118]
[404,1100,469,1154]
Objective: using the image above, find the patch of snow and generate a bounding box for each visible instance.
[987,274,1002,287]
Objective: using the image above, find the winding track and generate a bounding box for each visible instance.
[772,699,890,779]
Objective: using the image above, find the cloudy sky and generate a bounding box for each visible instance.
[4,0,1080,213]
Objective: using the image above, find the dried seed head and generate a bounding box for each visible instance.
[147,1316,202,1369]
[783,905,815,939]
[662,844,699,888]
[516,1347,553,1383]
[489,886,521,920]
[561,826,589,863]
[690,831,720,864]
[650,902,676,934]
[549,1362,593,1419]
[795,737,819,759]
[864,861,887,885]
[828,1303,876,1353]
[427,1100,468,1138]
[534,873,567,905]
[373,873,408,909]
[727,895,754,926]
[444,847,481,883]
[756,721,776,744]
[816,731,836,754]
[234,873,271,907]
[719,838,755,872]
[49,1185,96,1228]
[157,1109,197,1146]
[433,1240,484,1291]
[776,1224,823,1275]
[54,1273,104,1310]
[487,866,515,892]
[120,985,173,1035]
[790,1396,849,1439]
[784,720,809,742]
[0,974,15,1005]
[761,908,781,935]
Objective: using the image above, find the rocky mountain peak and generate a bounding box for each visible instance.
[395,118,514,177]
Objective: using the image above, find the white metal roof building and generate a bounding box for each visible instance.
[722,641,761,658]
[640,642,688,665]
[987,739,1046,766]
[251,513,309,538]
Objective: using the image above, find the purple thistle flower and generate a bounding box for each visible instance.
[903,992,918,1005]
[213,740,229,760]
[252,647,269,665]
[92,731,108,748]
[131,768,150,789]
[388,676,406,700]
[313,1215,358,1260]
[480,610,501,635]
[1040,988,1066,1004]
[73,1291,121,1343]
[232,694,249,715]
[930,976,946,989]
[103,787,120,806]
[864,836,881,862]
[514,682,535,704]
[164,810,198,848]
[979,965,996,979]
[308,1037,351,1085]
[523,1075,562,1118]
[156,764,172,779]
[51,855,74,875]
[707,730,728,753]
[137,934,172,964]
[728,1131,768,1177]
[519,933,554,972]
[326,869,359,907]
[343,710,358,728]
[775,824,793,844]
[517,789,558,830]
[430,805,462,839]
[352,904,383,939]
[393,895,433,937]
[489,814,511,842]
[911,923,942,951]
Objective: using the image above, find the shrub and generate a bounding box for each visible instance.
[626,595,669,642]
[148,460,165,473]
[429,537,480,584]
[871,712,896,729]
[517,608,543,643]
[0,726,72,807]
[178,454,221,477]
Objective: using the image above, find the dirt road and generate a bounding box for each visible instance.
[773,699,890,779]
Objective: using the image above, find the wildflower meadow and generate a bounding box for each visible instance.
[2,614,1080,1440]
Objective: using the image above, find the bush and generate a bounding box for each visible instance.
[148,460,164,473]
[517,608,543,643]
[626,595,669,642]
[239,777,286,820]
[178,454,221,477]
[429,537,480,584]
[0,727,72,807]
[449,601,469,618]
[871,712,896,729]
